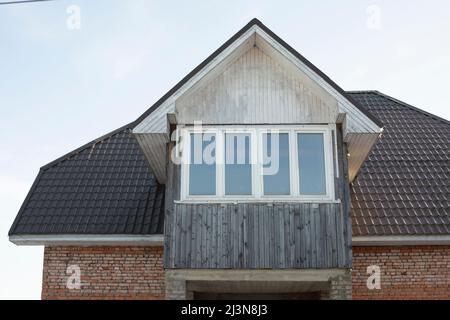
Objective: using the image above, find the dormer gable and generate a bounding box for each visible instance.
[132,19,382,183]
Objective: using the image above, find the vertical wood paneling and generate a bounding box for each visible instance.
[165,202,351,269]
[134,133,167,183]
[175,46,338,125]
[164,126,352,270]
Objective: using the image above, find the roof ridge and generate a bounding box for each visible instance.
[346,90,379,94]
[40,122,134,171]
[371,91,450,125]
[132,19,383,129]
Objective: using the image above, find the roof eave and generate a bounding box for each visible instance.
[352,235,450,246]
[9,234,164,246]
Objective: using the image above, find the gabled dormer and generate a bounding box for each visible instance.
[132,18,382,188]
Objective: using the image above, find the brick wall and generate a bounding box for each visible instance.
[42,246,165,300]
[41,245,449,299]
[352,246,450,300]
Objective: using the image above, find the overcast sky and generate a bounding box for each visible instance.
[1,0,449,299]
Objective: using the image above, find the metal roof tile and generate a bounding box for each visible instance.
[349,91,449,236]
[8,126,164,236]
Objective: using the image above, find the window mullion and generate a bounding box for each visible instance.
[325,129,334,200]
[216,129,224,197]
[253,129,261,199]
[182,128,189,201]
[290,129,299,197]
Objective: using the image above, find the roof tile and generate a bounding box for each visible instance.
[349,91,450,236]
[8,125,164,236]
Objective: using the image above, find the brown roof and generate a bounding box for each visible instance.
[348,91,450,236]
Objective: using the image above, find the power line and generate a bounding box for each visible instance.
[0,0,57,5]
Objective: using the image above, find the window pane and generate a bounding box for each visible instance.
[189,133,216,195]
[225,133,252,195]
[263,133,290,195]
[297,133,326,195]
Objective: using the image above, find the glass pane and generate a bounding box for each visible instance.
[297,133,326,195]
[263,133,290,195]
[189,133,216,195]
[225,133,252,195]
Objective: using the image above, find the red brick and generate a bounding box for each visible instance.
[42,246,164,300]
[352,246,450,300]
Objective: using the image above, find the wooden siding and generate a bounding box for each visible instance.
[134,133,168,183]
[164,125,352,269]
[175,46,339,125]
[165,202,351,269]
[346,133,379,182]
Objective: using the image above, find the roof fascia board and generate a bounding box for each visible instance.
[254,28,381,133]
[9,234,164,246]
[352,235,450,246]
[133,22,382,135]
[133,26,258,133]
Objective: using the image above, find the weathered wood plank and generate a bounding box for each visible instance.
[176,46,339,125]
[166,201,351,269]
[165,121,353,270]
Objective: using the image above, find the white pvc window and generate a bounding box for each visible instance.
[181,125,335,201]
[188,133,216,195]
[262,132,291,195]
[225,133,252,195]
[298,133,326,195]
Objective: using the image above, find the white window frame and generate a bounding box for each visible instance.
[295,128,334,200]
[180,125,336,203]
[259,129,294,199]
[222,129,255,198]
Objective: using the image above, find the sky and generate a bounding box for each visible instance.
[0,0,449,299]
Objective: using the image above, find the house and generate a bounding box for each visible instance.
[9,19,449,300]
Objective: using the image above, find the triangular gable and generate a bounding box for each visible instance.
[132,19,383,183]
[133,18,382,135]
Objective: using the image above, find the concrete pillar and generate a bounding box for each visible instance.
[328,270,352,300]
[165,274,193,300]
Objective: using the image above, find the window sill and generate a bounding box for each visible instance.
[174,198,341,205]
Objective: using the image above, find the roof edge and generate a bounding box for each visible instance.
[8,169,44,236]
[131,19,262,127]
[40,122,134,171]
[253,22,383,129]
[9,234,164,246]
[132,18,383,130]
[348,90,450,125]
[352,235,450,246]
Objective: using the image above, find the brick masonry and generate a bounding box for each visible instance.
[352,245,450,300]
[41,245,449,299]
[42,246,165,300]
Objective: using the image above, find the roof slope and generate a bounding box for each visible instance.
[9,91,449,238]
[8,124,165,236]
[348,91,450,236]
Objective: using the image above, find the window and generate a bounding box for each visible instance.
[182,126,334,201]
[188,133,216,195]
[262,133,290,195]
[225,133,252,195]
[298,133,326,195]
